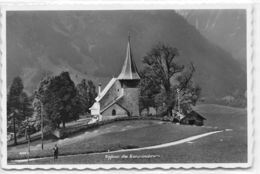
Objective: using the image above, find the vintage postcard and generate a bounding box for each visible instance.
[0,2,253,170]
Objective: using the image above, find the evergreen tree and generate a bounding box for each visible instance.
[20,92,33,121]
[18,92,34,138]
[7,76,24,145]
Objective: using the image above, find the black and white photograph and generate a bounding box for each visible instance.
[1,3,253,169]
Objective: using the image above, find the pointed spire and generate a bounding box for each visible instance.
[118,34,140,80]
[128,31,131,42]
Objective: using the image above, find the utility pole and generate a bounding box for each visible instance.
[41,101,44,150]
[12,112,17,145]
[26,124,30,163]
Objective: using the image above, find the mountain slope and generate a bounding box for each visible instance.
[6,10,246,100]
[177,10,246,70]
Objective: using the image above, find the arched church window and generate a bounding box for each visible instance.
[112,109,116,116]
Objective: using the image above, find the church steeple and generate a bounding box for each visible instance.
[118,34,140,80]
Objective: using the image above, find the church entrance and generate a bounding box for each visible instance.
[112,109,116,116]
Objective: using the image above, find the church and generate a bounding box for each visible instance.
[89,36,141,120]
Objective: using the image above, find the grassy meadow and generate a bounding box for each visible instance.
[8,104,247,164]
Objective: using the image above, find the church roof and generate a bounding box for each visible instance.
[100,93,124,114]
[118,36,140,80]
[95,77,117,102]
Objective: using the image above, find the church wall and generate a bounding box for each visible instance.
[118,87,140,116]
[102,103,128,118]
[100,80,122,109]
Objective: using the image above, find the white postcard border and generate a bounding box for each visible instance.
[0,1,254,170]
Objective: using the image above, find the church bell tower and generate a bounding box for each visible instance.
[117,34,141,116]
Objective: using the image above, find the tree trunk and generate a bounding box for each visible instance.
[62,121,65,128]
[28,132,31,153]
[28,132,31,142]
[167,109,171,117]
[165,89,173,117]
[13,115,17,145]
[167,106,173,117]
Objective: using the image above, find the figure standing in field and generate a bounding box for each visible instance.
[53,144,59,161]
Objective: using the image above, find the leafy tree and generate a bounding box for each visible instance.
[36,72,79,129]
[31,95,42,131]
[7,76,24,145]
[141,43,184,116]
[76,79,97,114]
[76,79,88,114]
[70,93,82,120]
[140,43,200,117]
[176,63,201,114]
[139,69,160,112]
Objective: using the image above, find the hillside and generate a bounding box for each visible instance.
[177,10,246,70]
[6,10,246,100]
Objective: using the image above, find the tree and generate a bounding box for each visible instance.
[36,72,79,129]
[31,95,42,131]
[7,76,25,145]
[139,69,160,113]
[76,79,88,114]
[18,92,34,138]
[176,63,201,114]
[141,43,200,117]
[76,79,97,114]
[87,80,97,111]
[141,43,184,117]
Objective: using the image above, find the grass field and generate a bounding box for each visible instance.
[8,104,247,164]
[8,120,214,160]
